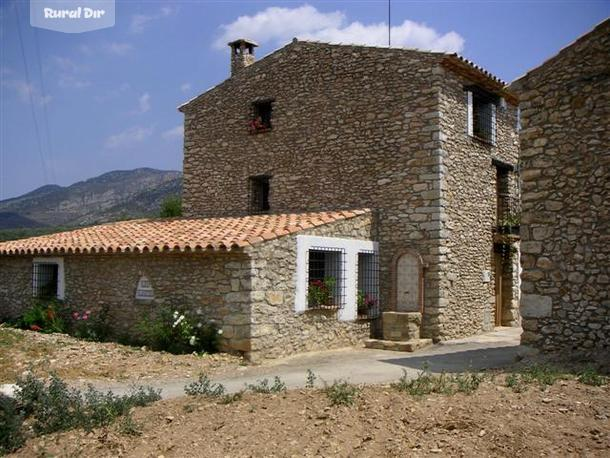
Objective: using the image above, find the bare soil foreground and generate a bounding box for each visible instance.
[12,378,610,457]
[0,327,241,383]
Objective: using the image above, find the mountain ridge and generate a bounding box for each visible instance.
[0,168,183,230]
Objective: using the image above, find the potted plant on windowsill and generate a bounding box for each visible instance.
[497,213,520,235]
[308,277,337,309]
[248,117,271,134]
[357,291,377,318]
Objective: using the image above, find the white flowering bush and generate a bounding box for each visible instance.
[136,307,222,354]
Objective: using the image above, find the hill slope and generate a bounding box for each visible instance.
[0,168,182,230]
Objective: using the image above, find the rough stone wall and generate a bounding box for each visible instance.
[247,213,373,360]
[0,257,33,320]
[0,252,253,354]
[510,19,610,354]
[182,41,449,337]
[435,69,520,339]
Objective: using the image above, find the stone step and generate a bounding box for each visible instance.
[364,338,433,352]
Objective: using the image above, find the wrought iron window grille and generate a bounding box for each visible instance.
[356,250,380,320]
[306,247,346,310]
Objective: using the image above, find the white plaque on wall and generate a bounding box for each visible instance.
[135,276,154,300]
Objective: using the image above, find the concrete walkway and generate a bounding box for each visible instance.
[92,327,533,399]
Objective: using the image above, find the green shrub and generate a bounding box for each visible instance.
[245,376,287,394]
[160,196,182,217]
[136,307,220,355]
[0,394,25,455]
[305,369,317,389]
[392,368,484,396]
[505,364,566,392]
[67,306,111,342]
[325,380,358,406]
[184,374,225,397]
[577,367,608,386]
[20,300,66,333]
[15,373,161,436]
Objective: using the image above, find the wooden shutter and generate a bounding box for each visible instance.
[466,91,473,136]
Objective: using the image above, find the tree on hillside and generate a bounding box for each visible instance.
[160,196,182,217]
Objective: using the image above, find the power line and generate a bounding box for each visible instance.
[33,27,57,184]
[388,0,391,47]
[13,1,49,185]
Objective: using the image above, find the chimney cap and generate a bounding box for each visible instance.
[228,38,259,48]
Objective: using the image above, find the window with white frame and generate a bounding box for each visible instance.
[32,258,64,300]
[466,87,497,145]
[306,247,345,310]
[356,251,380,320]
[295,235,379,321]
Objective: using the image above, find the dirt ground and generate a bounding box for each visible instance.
[12,378,609,457]
[0,327,242,383]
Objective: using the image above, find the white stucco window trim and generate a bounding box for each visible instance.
[295,235,378,321]
[32,257,65,300]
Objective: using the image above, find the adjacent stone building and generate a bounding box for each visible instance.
[180,38,521,342]
[510,19,609,354]
[0,211,373,361]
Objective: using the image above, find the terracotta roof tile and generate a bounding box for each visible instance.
[0,209,370,256]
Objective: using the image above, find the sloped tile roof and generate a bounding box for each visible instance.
[0,209,370,256]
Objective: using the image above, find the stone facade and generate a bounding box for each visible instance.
[0,213,374,360]
[247,212,373,359]
[510,19,609,354]
[180,40,520,341]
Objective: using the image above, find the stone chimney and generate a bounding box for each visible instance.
[228,38,258,76]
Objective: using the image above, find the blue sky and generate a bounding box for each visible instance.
[0,0,608,200]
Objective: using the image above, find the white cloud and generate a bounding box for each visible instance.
[130,6,176,33]
[103,42,134,56]
[2,79,52,105]
[214,4,464,53]
[180,82,191,93]
[214,5,343,49]
[162,125,184,140]
[131,92,151,114]
[105,126,154,149]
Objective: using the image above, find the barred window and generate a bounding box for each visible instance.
[249,175,270,214]
[467,88,497,144]
[357,251,380,320]
[306,247,345,310]
[32,263,59,299]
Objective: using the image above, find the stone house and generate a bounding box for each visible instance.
[180,38,521,343]
[510,19,609,355]
[0,38,521,360]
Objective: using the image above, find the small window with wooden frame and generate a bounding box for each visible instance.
[248,99,273,134]
[466,87,498,145]
[249,175,271,214]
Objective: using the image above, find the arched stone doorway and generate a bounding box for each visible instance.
[393,251,423,313]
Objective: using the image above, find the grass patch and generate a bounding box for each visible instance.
[325,380,359,406]
[504,364,567,392]
[577,367,608,386]
[392,367,484,396]
[245,376,287,394]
